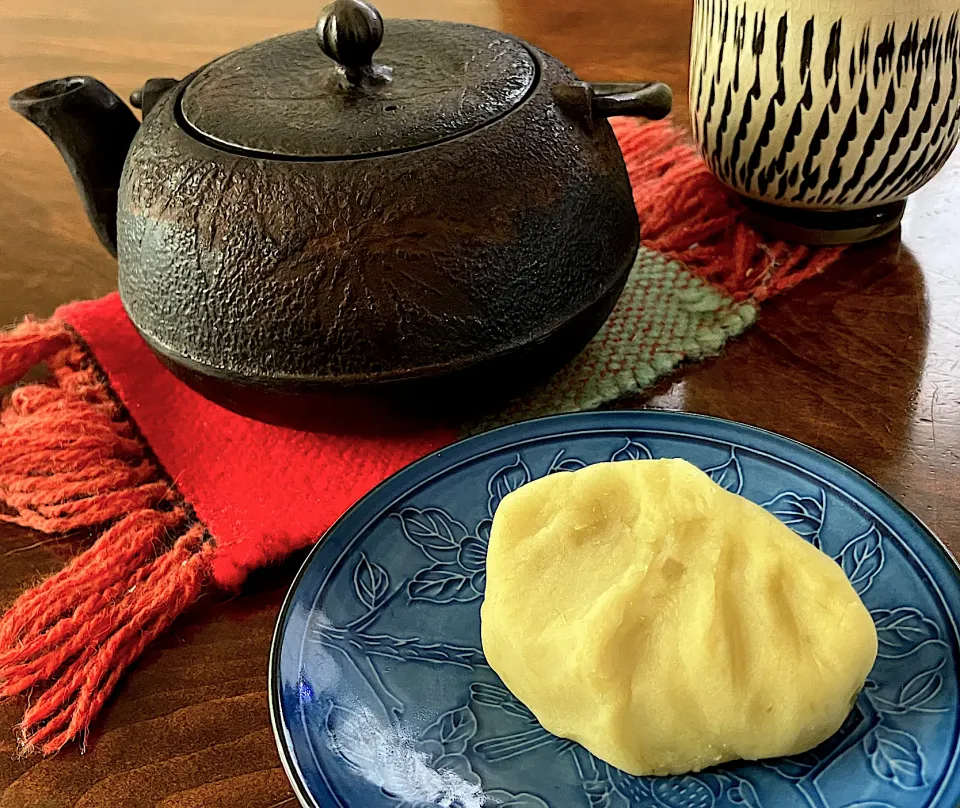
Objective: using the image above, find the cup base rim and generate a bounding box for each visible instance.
[740,198,906,246]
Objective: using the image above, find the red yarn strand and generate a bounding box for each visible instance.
[0,327,173,534]
[19,529,209,754]
[0,319,71,388]
[0,320,212,754]
[612,118,845,301]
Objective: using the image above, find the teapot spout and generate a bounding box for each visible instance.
[9,76,140,257]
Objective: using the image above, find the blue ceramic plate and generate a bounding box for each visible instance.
[270,411,960,808]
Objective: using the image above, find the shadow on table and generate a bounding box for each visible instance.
[646,234,929,484]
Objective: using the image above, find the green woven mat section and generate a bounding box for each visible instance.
[469,247,757,433]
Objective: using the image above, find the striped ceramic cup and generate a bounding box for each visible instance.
[690,0,960,243]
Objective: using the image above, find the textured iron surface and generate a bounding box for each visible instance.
[117,45,640,388]
[179,22,537,159]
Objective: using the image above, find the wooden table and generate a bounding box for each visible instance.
[1,0,958,804]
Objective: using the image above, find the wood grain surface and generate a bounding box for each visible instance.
[1,0,959,805]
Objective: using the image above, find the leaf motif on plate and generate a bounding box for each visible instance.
[837,525,884,596]
[842,803,898,808]
[610,437,654,463]
[484,791,550,808]
[396,507,468,563]
[487,455,531,517]
[703,449,743,494]
[872,607,942,659]
[759,750,819,780]
[605,774,650,806]
[407,565,475,604]
[548,449,588,474]
[357,635,485,668]
[353,553,389,611]
[470,682,577,761]
[864,724,926,789]
[420,705,477,756]
[469,682,537,722]
[457,537,487,574]
[326,705,375,773]
[429,752,480,786]
[725,777,762,807]
[761,490,826,549]
[474,728,575,762]
[475,518,492,543]
[571,747,619,808]
[893,644,950,712]
[650,776,718,808]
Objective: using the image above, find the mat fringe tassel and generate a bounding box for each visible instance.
[0,320,212,754]
[612,119,845,302]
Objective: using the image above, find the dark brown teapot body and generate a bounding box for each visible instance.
[10,1,671,423]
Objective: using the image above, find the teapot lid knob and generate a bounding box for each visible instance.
[317,0,389,85]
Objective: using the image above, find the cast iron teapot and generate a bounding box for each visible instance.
[10,0,671,423]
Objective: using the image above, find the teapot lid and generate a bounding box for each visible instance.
[178,0,538,159]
